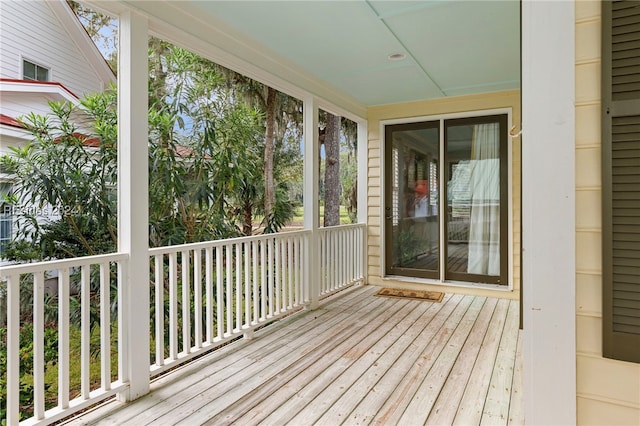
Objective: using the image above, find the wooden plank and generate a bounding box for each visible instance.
[508,329,524,425]
[305,293,465,426]
[481,300,521,425]
[211,296,433,426]
[341,293,466,425]
[135,290,386,424]
[365,295,476,426]
[68,289,522,426]
[398,296,488,424]
[172,293,407,424]
[424,297,499,425]
[452,298,511,425]
[74,286,374,425]
[312,296,454,426]
[290,298,443,425]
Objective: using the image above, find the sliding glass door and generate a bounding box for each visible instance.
[385,121,440,279]
[385,114,508,285]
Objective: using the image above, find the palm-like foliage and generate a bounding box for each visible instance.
[1,90,118,260]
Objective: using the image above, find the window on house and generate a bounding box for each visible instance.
[601,0,640,364]
[384,114,508,285]
[0,182,12,257]
[23,59,49,82]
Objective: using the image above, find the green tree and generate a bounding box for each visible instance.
[69,1,118,73]
[216,71,302,233]
[1,90,118,261]
[0,81,266,260]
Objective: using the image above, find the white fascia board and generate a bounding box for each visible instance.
[48,0,116,87]
[83,0,367,120]
[0,81,79,104]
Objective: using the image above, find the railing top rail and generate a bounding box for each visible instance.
[148,229,312,256]
[317,223,367,233]
[0,252,128,278]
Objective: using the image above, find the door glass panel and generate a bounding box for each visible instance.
[446,122,501,277]
[389,125,439,275]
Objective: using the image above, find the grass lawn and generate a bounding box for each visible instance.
[290,205,354,226]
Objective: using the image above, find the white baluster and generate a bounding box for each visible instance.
[60,267,71,405]
[235,243,242,332]
[194,249,202,349]
[33,271,45,418]
[155,255,164,366]
[99,263,110,391]
[205,247,213,343]
[181,250,190,354]
[169,252,178,360]
[216,246,224,339]
[80,265,91,398]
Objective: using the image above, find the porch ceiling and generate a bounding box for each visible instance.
[93,0,520,114]
[189,0,521,107]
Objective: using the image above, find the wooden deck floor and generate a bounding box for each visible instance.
[67,285,523,426]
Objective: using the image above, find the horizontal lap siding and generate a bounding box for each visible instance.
[576,0,640,421]
[0,1,105,96]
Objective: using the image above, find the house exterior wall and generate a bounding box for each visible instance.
[0,0,113,265]
[0,0,106,97]
[1,91,74,122]
[366,89,521,300]
[575,1,640,423]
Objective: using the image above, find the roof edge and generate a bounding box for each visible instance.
[0,78,80,103]
[49,0,116,88]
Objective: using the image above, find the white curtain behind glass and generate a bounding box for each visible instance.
[467,123,500,275]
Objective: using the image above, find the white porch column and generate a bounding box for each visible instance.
[117,10,150,401]
[522,1,576,424]
[303,97,320,308]
[357,119,368,283]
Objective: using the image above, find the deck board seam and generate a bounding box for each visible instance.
[202,296,418,421]
[177,297,413,423]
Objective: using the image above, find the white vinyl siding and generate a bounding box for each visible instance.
[0,0,105,96]
[1,92,71,121]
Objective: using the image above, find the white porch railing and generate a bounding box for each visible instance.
[1,253,129,426]
[148,230,310,375]
[318,224,366,296]
[2,224,366,425]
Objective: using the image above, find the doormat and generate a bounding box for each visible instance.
[375,288,444,303]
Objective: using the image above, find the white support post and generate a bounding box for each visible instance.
[303,97,320,308]
[357,120,368,284]
[118,10,150,401]
[521,1,576,425]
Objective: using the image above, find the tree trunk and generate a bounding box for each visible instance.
[242,199,253,236]
[324,113,341,227]
[263,87,277,221]
[149,38,168,109]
